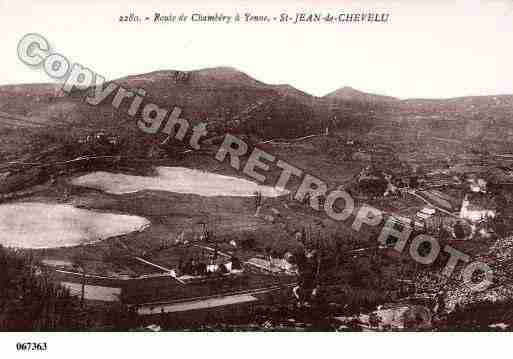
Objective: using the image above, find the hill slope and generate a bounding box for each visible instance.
[1,67,513,162]
[324,86,397,103]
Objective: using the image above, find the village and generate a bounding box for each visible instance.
[3,118,513,331]
[1,59,513,331]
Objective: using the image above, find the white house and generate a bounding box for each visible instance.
[459,194,496,223]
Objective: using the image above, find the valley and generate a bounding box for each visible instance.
[2,67,513,331]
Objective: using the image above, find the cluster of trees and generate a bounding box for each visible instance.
[0,246,94,330]
[294,225,435,312]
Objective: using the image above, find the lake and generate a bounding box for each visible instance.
[0,202,150,249]
[71,166,285,197]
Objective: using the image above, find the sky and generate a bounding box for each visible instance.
[1,0,513,99]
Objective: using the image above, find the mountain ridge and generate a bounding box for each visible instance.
[1,66,513,158]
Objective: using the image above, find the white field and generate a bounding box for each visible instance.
[61,282,122,302]
[0,202,150,249]
[71,166,286,197]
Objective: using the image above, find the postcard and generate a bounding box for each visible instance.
[1,0,512,357]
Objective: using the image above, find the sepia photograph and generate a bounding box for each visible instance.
[1,0,513,356]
